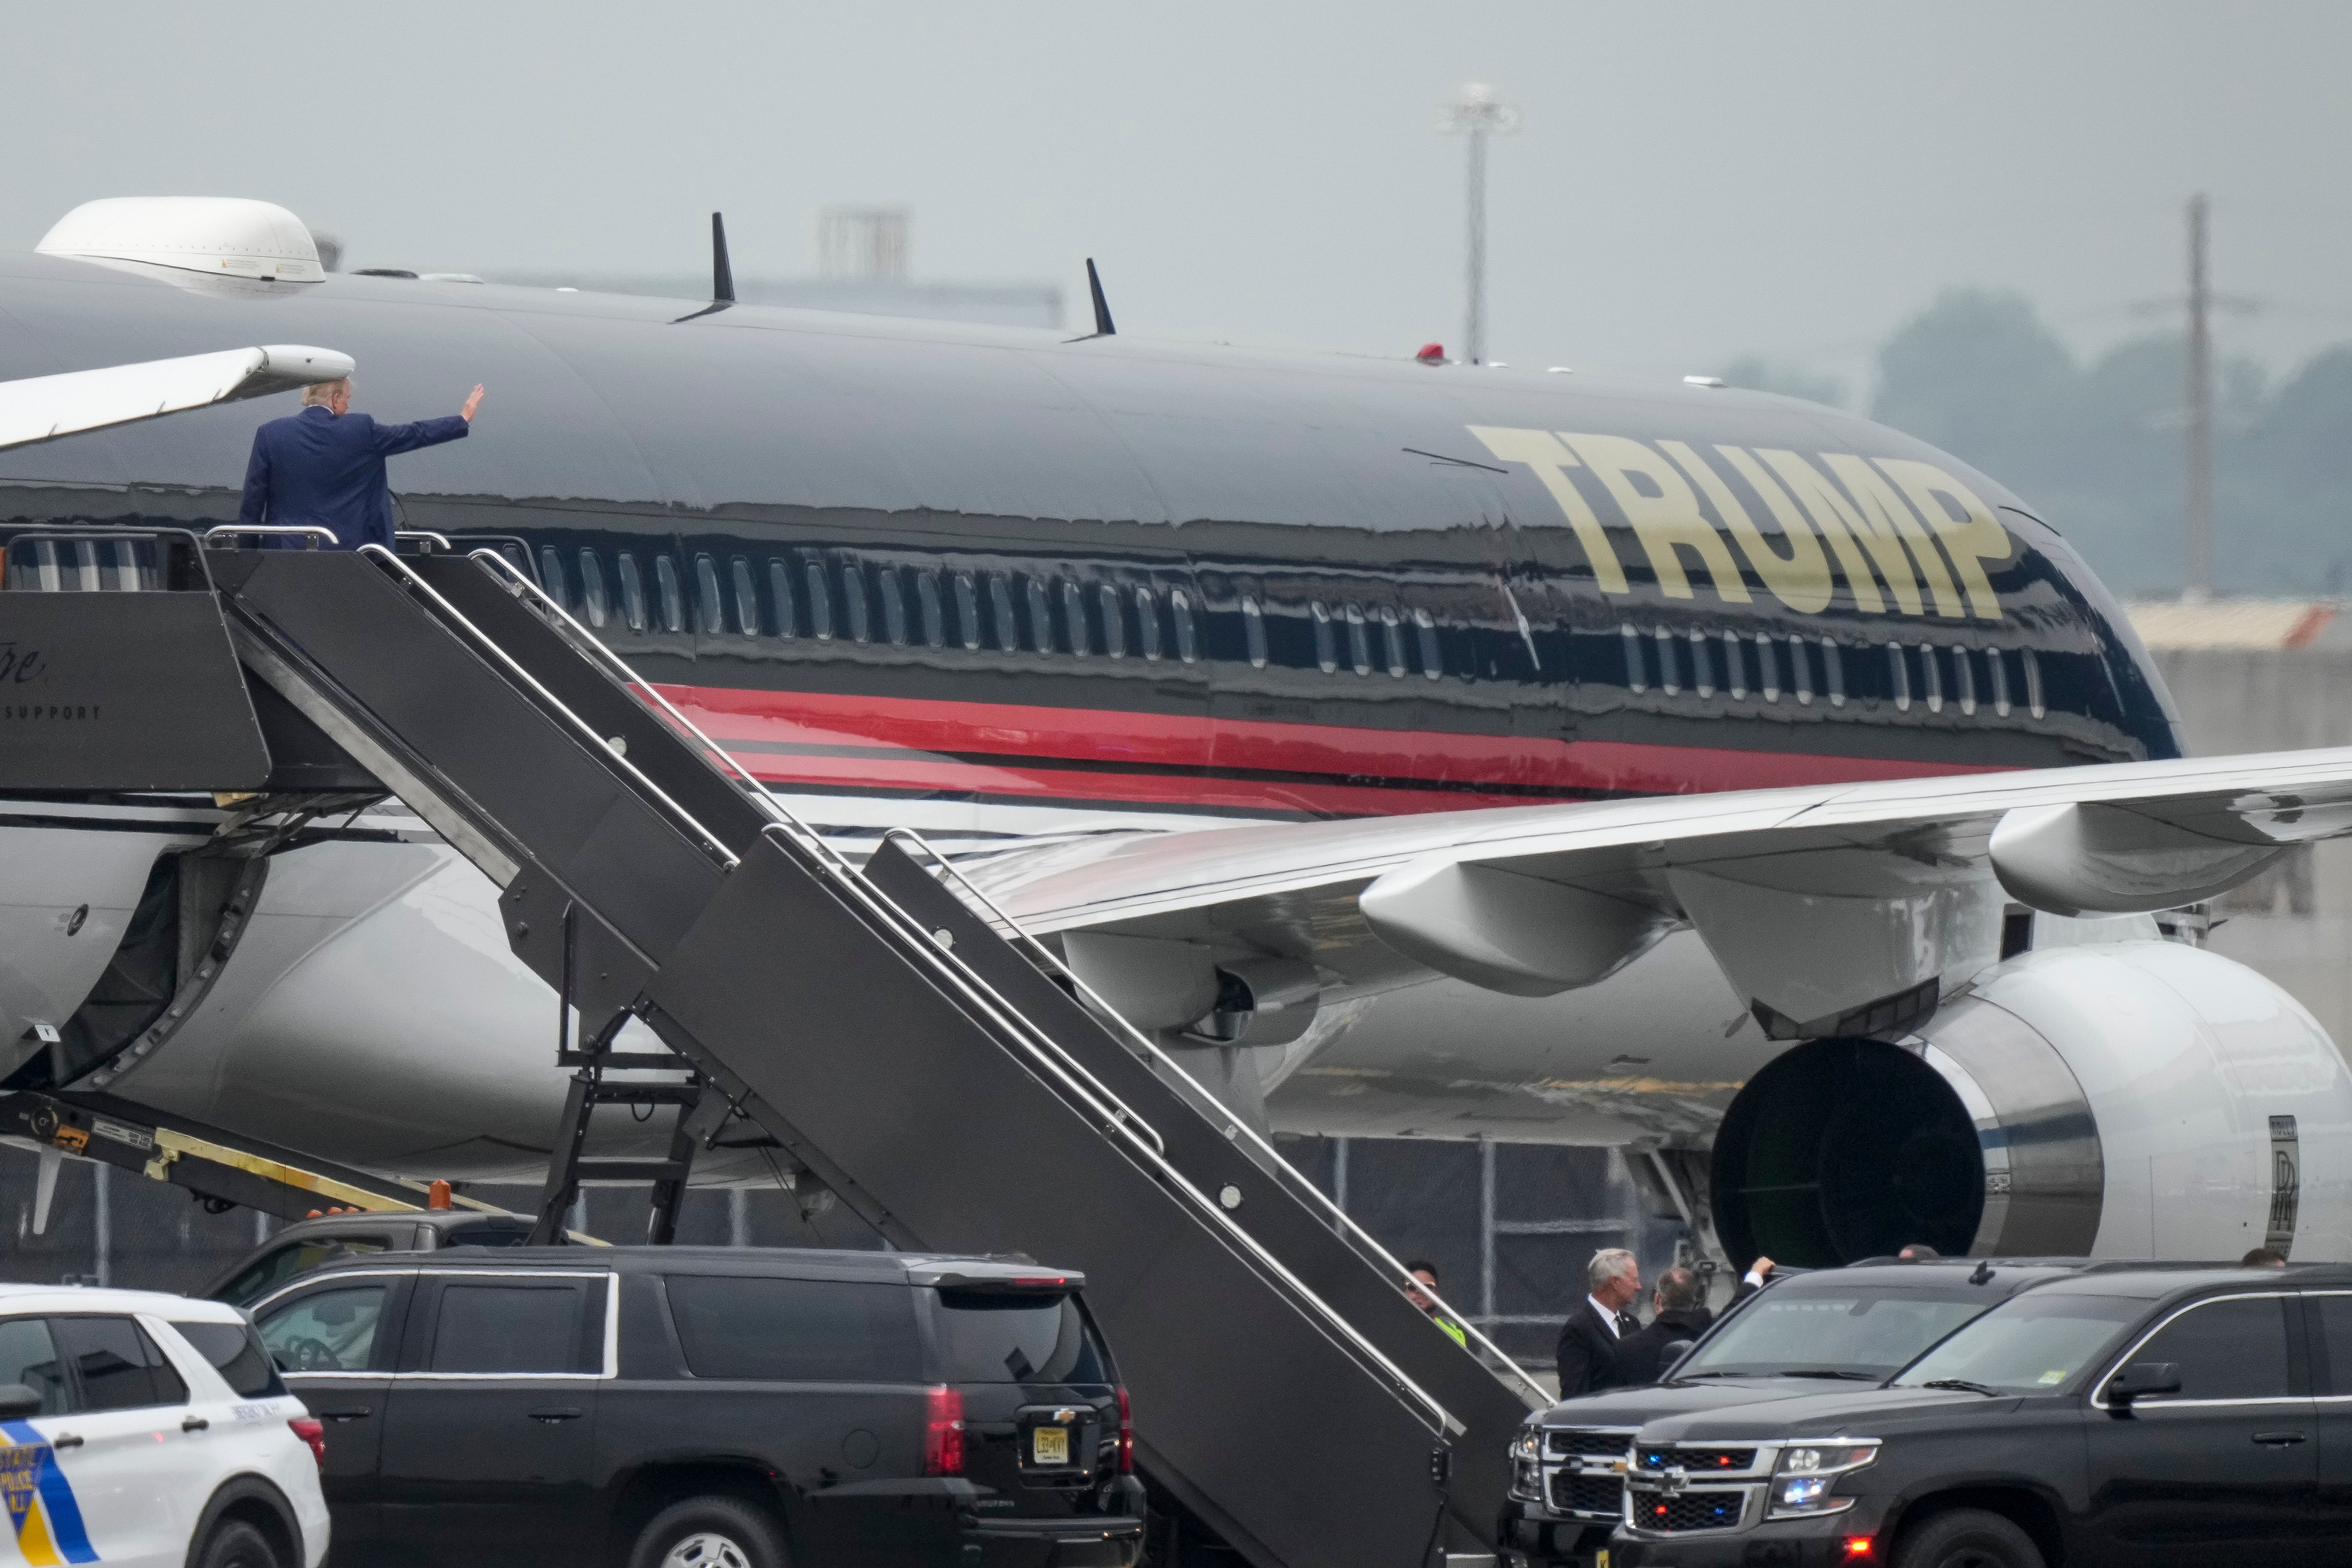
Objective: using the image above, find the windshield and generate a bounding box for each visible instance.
[1674,1287,1999,1380]
[1892,1293,2145,1394]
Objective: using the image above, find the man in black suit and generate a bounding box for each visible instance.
[1555,1247,1642,1397]
[1606,1267,1714,1386]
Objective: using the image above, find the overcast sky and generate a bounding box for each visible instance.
[11,2,2350,398]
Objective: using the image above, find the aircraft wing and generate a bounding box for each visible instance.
[0,344,353,452]
[965,747,2352,1039]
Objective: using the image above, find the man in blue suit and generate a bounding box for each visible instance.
[236,377,484,550]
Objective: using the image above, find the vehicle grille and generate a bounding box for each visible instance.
[1628,1487,1747,1533]
[1634,1445,1758,1474]
[1548,1471,1623,1517]
[1545,1428,1631,1459]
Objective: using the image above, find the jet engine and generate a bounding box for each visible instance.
[1711,938,2352,1265]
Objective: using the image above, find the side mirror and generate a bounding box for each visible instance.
[0,1384,44,1420]
[2105,1361,2182,1406]
[1657,1340,1696,1377]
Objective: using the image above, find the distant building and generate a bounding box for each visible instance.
[2127,599,2352,1047]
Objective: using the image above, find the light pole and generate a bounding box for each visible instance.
[1439,82,1522,366]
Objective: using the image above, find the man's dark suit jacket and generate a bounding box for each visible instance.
[238,404,470,551]
[1604,1305,1715,1388]
[1555,1299,1640,1397]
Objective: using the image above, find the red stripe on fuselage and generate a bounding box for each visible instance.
[657,684,2010,816]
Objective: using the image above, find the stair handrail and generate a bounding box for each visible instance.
[455,550,1167,1155]
[881,826,1551,1409]
[204,524,340,549]
[355,545,742,870]
[459,552,1465,1433]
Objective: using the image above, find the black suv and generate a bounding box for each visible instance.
[1500,1260,2113,1566]
[246,1245,1144,1568]
[206,1209,533,1308]
[1608,1263,2352,1568]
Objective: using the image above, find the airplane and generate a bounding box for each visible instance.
[3,195,2348,1270]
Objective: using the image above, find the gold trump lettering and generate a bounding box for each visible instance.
[1467,425,2007,623]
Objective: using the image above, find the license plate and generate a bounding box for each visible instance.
[1033,1425,1070,1465]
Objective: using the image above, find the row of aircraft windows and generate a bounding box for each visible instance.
[541,546,1208,663]
[525,546,2048,718]
[1619,625,2048,719]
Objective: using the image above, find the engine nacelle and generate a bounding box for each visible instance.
[1712,940,2352,1264]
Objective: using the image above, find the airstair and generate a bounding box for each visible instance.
[0,532,1544,1568]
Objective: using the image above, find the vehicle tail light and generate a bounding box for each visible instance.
[923,1385,965,1476]
[288,1417,326,1470]
[1115,1386,1133,1474]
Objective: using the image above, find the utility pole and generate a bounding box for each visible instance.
[2183,193,2213,603]
[1439,83,1521,365]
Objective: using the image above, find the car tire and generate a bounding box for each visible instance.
[629,1494,791,1568]
[191,1518,284,1568]
[1892,1507,2044,1568]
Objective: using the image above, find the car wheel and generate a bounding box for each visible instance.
[191,1518,284,1568]
[629,1495,790,1568]
[1892,1508,2044,1568]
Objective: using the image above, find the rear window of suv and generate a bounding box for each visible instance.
[667,1276,921,1382]
[171,1320,287,1399]
[931,1290,1110,1385]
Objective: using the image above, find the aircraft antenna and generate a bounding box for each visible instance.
[1066,258,1116,342]
[712,212,736,304]
[1439,83,1521,366]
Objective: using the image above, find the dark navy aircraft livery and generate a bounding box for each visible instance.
[2,198,2349,1274]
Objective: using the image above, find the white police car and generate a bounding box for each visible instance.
[0,1283,327,1567]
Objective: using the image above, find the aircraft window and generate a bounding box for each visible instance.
[918,570,947,648]
[987,573,1018,652]
[1378,605,1405,678]
[1344,603,1372,676]
[1988,647,2012,717]
[1754,633,1780,702]
[1135,586,1162,661]
[729,557,760,636]
[2022,648,2045,718]
[954,573,981,650]
[841,561,872,643]
[1688,630,1716,698]
[1062,578,1092,656]
[1172,589,1199,664]
[538,547,568,610]
[1916,644,1944,713]
[768,559,798,638]
[1311,601,1338,674]
[1950,646,1977,715]
[1414,607,1442,679]
[692,554,725,636]
[1722,631,1746,700]
[577,551,609,628]
[1241,595,1268,668]
[804,559,834,640]
[1885,643,1911,711]
[1621,626,1649,694]
[617,553,648,633]
[878,567,909,646]
[1026,576,1055,655]
[1789,636,1813,705]
[655,555,686,634]
[1098,582,1128,659]
[1654,627,1681,696]
[1821,638,1847,707]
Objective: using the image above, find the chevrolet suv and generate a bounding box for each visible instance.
[246,1245,1143,1568]
[1501,1260,2114,1566]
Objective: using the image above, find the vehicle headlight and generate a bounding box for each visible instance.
[1511,1427,1540,1462]
[1768,1441,1878,1518]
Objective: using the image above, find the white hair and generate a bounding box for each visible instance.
[1587,1248,1637,1290]
[301,378,351,408]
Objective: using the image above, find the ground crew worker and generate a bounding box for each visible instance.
[238,376,483,551]
[1404,1260,1469,1347]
